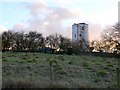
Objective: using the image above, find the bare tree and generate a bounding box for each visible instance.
[2,31,13,50]
[59,36,72,51]
[45,33,60,50]
[101,23,120,53]
[12,32,24,50]
[26,31,44,51]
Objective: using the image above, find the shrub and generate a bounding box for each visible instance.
[68,61,73,64]
[3,59,7,62]
[97,70,107,77]
[96,63,101,65]
[103,67,109,70]
[107,64,114,67]
[36,56,39,58]
[19,61,23,63]
[2,56,5,59]
[22,57,27,60]
[32,59,37,62]
[94,79,100,82]
[11,54,15,57]
[92,60,95,62]
[56,55,64,60]
[85,67,92,70]
[26,66,31,70]
[82,61,89,67]
[26,60,33,63]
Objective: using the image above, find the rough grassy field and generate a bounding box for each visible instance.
[2,51,119,88]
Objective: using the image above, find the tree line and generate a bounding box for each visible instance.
[0,23,120,54]
[1,31,72,53]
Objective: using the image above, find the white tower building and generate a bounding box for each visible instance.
[72,23,89,50]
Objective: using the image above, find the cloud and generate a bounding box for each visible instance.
[53,0,74,7]
[0,25,8,34]
[88,23,103,41]
[0,0,43,2]
[12,23,28,32]
[26,1,47,17]
[25,2,80,37]
[88,1,118,27]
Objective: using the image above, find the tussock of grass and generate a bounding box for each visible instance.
[82,61,89,67]
[107,64,114,67]
[97,70,108,77]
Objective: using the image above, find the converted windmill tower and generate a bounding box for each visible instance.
[72,23,89,50]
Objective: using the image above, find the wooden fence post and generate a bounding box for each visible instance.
[50,60,53,81]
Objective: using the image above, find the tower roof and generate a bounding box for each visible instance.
[79,23,88,25]
[73,23,88,25]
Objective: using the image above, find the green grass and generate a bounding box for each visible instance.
[2,51,119,88]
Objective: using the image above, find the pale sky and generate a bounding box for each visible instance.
[0,0,119,41]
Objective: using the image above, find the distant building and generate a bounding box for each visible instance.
[72,23,89,50]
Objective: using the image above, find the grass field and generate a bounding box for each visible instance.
[2,51,119,88]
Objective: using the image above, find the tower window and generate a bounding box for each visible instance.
[79,34,81,37]
[75,34,76,37]
[82,26,85,30]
